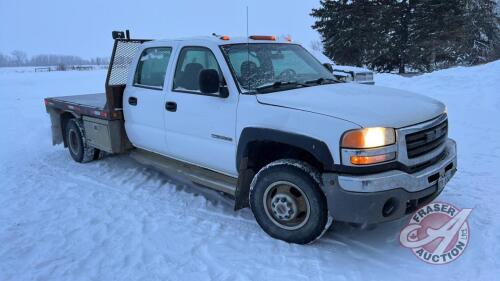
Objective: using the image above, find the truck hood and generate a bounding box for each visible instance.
[255,83,445,128]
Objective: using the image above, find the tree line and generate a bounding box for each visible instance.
[311,0,500,73]
[0,50,109,67]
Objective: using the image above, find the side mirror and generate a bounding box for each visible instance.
[199,69,228,97]
[200,69,220,95]
[323,63,334,73]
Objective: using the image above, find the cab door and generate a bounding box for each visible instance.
[123,46,173,155]
[163,45,238,176]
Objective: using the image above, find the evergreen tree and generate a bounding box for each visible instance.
[312,0,410,72]
[311,0,500,73]
[465,0,500,63]
[311,0,363,67]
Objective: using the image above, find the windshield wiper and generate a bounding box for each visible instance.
[305,77,338,85]
[255,81,308,93]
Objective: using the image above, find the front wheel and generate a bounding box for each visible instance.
[249,160,330,244]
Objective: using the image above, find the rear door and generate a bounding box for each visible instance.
[123,46,173,154]
[163,45,238,176]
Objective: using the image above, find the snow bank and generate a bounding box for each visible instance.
[1,61,499,280]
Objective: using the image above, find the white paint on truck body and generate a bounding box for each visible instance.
[236,94,359,165]
[123,37,445,176]
[255,83,445,128]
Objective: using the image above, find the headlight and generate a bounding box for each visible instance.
[341,127,396,149]
[341,127,397,166]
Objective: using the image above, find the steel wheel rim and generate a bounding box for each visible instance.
[68,129,79,155]
[263,181,311,230]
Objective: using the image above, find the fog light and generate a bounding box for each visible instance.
[350,152,396,165]
[382,198,399,217]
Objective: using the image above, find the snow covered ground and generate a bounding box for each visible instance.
[0,62,499,281]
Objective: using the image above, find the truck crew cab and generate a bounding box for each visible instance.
[45,31,457,244]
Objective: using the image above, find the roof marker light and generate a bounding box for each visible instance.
[212,33,231,41]
[249,35,276,41]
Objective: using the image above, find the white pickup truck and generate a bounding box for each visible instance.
[308,49,375,85]
[45,31,457,244]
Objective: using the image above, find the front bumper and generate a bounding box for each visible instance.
[356,81,375,85]
[321,139,457,224]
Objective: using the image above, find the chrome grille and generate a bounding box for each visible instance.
[405,119,448,158]
[354,72,373,82]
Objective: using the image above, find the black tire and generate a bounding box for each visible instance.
[65,119,96,163]
[249,160,329,244]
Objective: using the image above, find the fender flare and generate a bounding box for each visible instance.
[236,127,334,171]
[233,127,334,210]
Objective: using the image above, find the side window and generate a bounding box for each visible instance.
[134,47,172,89]
[173,47,222,92]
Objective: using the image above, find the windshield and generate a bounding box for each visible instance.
[221,43,337,93]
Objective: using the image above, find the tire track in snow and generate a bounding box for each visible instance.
[34,155,259,231]
[24,153,391,280]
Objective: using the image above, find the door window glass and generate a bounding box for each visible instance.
[173,47,221,92]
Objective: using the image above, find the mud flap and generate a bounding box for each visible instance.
[48,108,63,145]
[234,168,255,210]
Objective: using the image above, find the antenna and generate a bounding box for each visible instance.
[246,6,250,91]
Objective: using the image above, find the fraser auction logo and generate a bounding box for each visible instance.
[399,202,472,264]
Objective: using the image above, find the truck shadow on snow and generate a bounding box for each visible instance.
[96,153,409,251]
[47,150,409,253]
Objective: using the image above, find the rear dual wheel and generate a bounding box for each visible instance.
[66,119,100,163]
[250,160,330,244]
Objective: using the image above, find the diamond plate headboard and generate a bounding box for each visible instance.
[106,39,149,86]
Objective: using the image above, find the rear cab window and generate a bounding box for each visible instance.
[134,47,172,90]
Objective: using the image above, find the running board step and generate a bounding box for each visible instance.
[129,149,237,196]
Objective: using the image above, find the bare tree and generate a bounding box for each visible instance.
[0,50,110,67]
[11,50,27,66]
[0,52,8,66]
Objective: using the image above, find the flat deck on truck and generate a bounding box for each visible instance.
[45,93,119,119]
[45,31,148,155]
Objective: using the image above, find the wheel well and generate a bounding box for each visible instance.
[233,140,326,210]
[244,141,325,173]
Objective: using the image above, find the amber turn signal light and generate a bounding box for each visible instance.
[350,153,396,165]
[249,35,276,41]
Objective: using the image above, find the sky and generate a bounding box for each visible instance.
[0,0,322,59]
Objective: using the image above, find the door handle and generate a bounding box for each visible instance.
[165,101,177,112]
[128,97,138,106]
